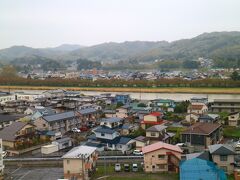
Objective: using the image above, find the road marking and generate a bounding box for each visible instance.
[18,170,31,180]
[11,166,22,174]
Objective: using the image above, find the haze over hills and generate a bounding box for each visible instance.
[0,31,240,68]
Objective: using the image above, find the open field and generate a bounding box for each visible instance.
[1,85,240,94]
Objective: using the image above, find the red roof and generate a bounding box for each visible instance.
[149,112,162,116]
[140,120,164,125]
[142,141,183,154]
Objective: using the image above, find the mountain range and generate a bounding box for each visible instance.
[1,31,240,66]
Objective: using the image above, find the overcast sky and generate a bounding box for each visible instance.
[0,0,240,49]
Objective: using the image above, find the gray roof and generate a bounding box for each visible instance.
[94,126,116,134]
[208,144,235,155]
[185,151,210,161]
[134,136,149,142]
[0,114,25,123]
[54,137,71,143]
[101,117,123,123]
[0,121,30,141]
[78,108,97,115]
[43,111,75,122]
[146,125,167,132]
[62,145,96,159]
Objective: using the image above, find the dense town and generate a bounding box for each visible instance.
[0,89,239,179]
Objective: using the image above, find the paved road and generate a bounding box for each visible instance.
[4,167,63,180]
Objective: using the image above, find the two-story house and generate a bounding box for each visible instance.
[228,112,239,126]
[181,122,222,151]
[141,112,164,129]
[0,122,35,152]
[62,145,98,180]
[100,117,123,129]
[208,144,235,174]
[150,99,176,112]
[146,125,175,144]
[142,141,183,173]
[116,105,131,118]
[187,103,208,115]
[134,136,150,150]
[34,111,79,136]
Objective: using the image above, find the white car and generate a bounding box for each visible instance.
[115,163,121,172]
[132,164,138,172]
[72,128,81,133]
[133,150,143,156]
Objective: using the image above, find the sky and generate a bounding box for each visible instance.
[0,0,240,49]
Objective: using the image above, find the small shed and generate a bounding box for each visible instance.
[41,144,58,154]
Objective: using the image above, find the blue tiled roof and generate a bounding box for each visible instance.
[94,126,116,134]
[180,158,226,180]
[101,117,123,123]
[43,111,75,122]
[78,108,97,115]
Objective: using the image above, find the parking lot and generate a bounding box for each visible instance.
[4,166,63,180]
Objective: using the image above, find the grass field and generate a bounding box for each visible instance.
[223,126,240,139]
[1,85,240,94]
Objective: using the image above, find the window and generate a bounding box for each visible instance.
[67,160,70,164]
[101,133,105,136]
[152,155,155,157]
[67,170,70,174]
[220,155,227,161]
[152,165,155,169]
[157,164,166,169]
[151,132,156,137]
[158,155,165,159]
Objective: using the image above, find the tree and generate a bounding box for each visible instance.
[137,103,147,107]
[231,71,240,81]
[0,65,17,77]
[182,60,200,69]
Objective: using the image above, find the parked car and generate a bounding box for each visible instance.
[132,164,138,172]
[115,163,121,172]
[124,164,130,172]
[72,128,81,133]
[133,150,143,156]
[2,151,7,158]
[80,126,89,132]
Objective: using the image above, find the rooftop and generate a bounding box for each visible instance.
[142,141,182,154]
[182,122,221,135]
[62,145,97,159]
[43,111,75,122]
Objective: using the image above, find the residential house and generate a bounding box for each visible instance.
[211,99,240,113]
[3,100,28,113]
[142,141,182,173]
[187,104,208,115]
[120,124,134,136]
[115,94,131,105]
[25,106,56,121]
[0,92,15,105]
[181,122,222,151]
[141,112,164,129]
[150,99,176,112]
[62,145,98,180]
[134,136,150,150]
[146,125,175,144]
[34,111,78,135]
[185,112,199,123]
[77,108,100,125]
[228,112,239,126]
[180,158,226,180]
[0,113,25,129]
[100,117,123,129]
[43,89,66,98]
[116,105,131,118]
[0,139,4,177]
[103,110,117,118]
[90,126,134,153]
[190,97,208,105]
[0,122,35,152]
[198,114,220,123]
[208,144,235,174]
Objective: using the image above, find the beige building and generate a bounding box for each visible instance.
[209,144,235,174]
[141,112,164,129]
[62,145,98,180]
[134,136,150,150]
[116,105,130,118]
[228,112,239,126]
[187,103,208,115]
[0,121,35,151]
[142,141,182,173]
